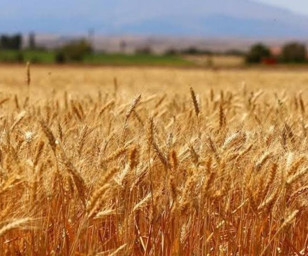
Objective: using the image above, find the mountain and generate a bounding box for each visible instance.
[1,0,308,38]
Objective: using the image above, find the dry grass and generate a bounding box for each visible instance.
[184,55,244,67]
[0,65,307,255]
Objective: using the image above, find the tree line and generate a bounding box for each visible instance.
[246,42,307,64]
[0,33,307,65]
[0,34,23,50]
[0,33,93,63]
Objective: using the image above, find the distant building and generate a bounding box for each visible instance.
[262,58,277,65]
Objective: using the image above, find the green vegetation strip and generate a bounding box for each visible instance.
[0,50,194,67]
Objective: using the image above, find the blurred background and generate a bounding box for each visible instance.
[1,0,308,67]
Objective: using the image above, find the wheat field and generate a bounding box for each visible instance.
[0,65,307,255]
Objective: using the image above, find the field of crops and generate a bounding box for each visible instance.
[0,65,307,255]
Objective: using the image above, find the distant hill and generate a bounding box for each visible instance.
[104,0,308,37]
[2,0,308,38]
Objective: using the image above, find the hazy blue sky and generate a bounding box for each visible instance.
[1,0,308,18]
[1,0,308,37]
[255,0,308,15]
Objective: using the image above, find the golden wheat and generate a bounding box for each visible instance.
[0,65,307,255]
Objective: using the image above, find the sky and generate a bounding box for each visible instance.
[255,0,308,15]
[1,1,308,18]
[1,0,308,37]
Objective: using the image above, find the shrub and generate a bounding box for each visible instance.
[58,39,92,62]
[164,48,179,56]
[55,51,66,64]
[136,46,152,55]
[181,47,212,55]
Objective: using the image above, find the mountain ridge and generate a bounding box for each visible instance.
[1,0,308,38]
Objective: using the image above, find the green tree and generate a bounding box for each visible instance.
[57,39,92,62]
[0,34,22,50]
[245,43,271,63]
[280,42,307,63]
